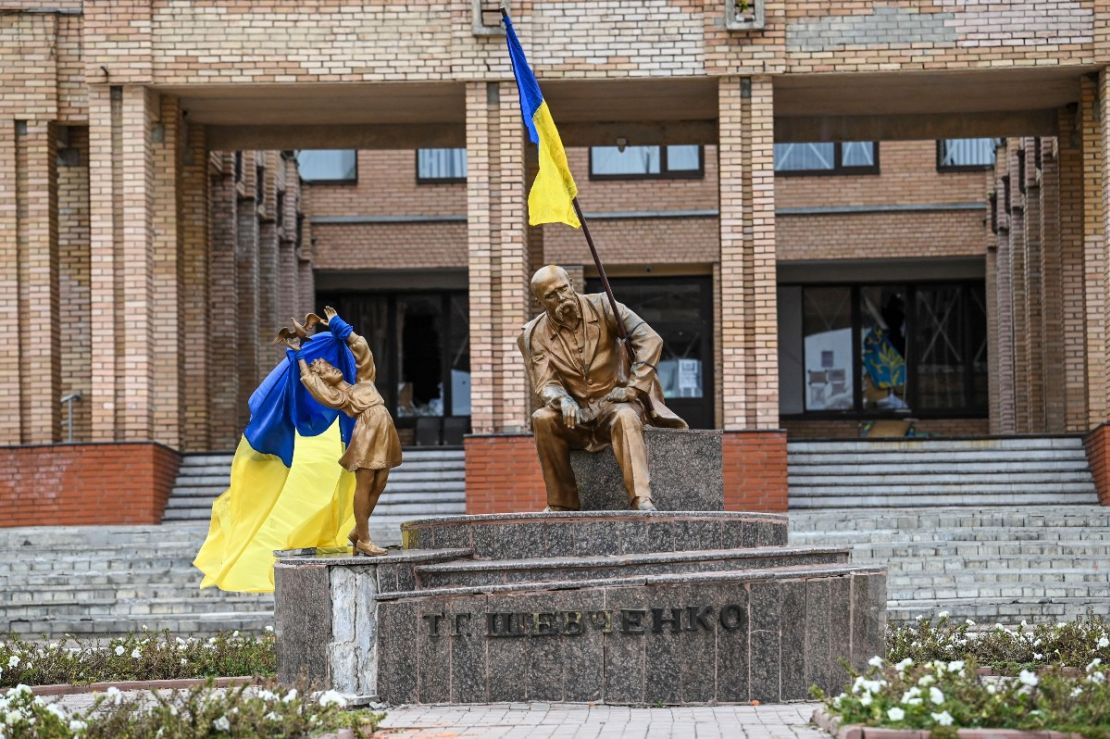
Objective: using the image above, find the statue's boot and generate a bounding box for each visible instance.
[353,538,387,557]
[631,496,657,512]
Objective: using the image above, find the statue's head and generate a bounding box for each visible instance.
[531,265,580,325]
[308,357,345,386]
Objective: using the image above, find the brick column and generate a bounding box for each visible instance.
[14,121,60,443]
[236,153,261,432]
[718,76,786,513]
[992,154,1017,434]
[58,126,92,443]
[1008,144,1031,433]
[1083,74,1108,427]
[1057,104,1089,432]
[1039,135,1066,432]
[151,95,183,450]
[207,154,240,450]
[1022,138,1045,432]
[466,81,528,434]
[89,86,158,442]
[718,75,777,431]
[0,123,19,443]
[180,118,209,451]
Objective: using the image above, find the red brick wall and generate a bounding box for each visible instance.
[722,430,788,513]
[1084,424,1110,506]
[465,434,546,514]
[0,443,181,526]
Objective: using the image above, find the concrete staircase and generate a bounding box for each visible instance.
[790,506,1110,624]
[163,448,467,544]
[0,525,274,638]
[788,437,1098,508]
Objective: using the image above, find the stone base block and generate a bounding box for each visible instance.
[401,511,788,559]
[376,567,887,705]
[571,429,723,511]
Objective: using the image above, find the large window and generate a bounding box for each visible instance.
[417,148,467,183]
[937,138,999,171]
[296,150,357,183]
[585,276,714,429]
[589,145,703,180]
[774,141,878,175]
[778,281,987,417]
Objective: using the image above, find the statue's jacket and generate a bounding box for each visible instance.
[518,293,686,451]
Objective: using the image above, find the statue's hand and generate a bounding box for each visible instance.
[605,385,636,403]
[273,327,302,350]
[324,305,338,322]
[559,397,580,429]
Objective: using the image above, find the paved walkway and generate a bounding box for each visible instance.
[374,702,828,738]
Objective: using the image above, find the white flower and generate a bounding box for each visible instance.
[868,656,884,668]
[1088,658,1103,672]
[965,619,976,626]
[180,657,187,666]
[859,691,873,707]
[4,655,18,671]
[130,649,140,659]
[901,687,923,706]
[986,683,998,695]
[114,646,124,657]
[947,660,964,673]
[265,711,280,721]
[213,715,230,732]
[895,658,913,673]
[887,707,905,721]
[1098,636,1110,648]
[265,625,274,633]
[257,689,276,702]
[104,687,123,705]
[282,688,298,703]
[915,614,925,621]
[317,690,347,708]
[931,711,954,727]
[46,703,67,720]
[1019,670,1039,687]
[918,674,936,687]
[69,718,87,733]
[169,705,178,716]
[929,686,944,705]
[1088,672,1107,685]
[1071,687,1084,698]
[232,631,239,638]
[937,611,949,619]
[1034,653,1044,660]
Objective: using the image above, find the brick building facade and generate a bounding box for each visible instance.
[3,0,1110,520]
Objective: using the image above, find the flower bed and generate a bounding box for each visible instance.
[815,655,1110,738]
[0,629,276,688]
[0,680,380,738]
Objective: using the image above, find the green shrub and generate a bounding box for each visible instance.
[0,629,276,687]
[888,614,1110,672]
[0,680,380,738]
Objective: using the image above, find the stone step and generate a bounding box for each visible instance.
[789,506,1110,530]
[0,595,271,621]
[789,492,1099,508]
[402,511,789,560]
[787,437,1086,453]
[789,460,1093,475]
[789,471,1094,485]
[414,546,851,589]
[5,610,275,638]
[788,449,1089,463]
[887,596,1110,625]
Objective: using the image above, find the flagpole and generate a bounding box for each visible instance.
[571,198,634,361]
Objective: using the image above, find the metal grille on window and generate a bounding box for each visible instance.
[418,148,467,180]
[939,138,998,168]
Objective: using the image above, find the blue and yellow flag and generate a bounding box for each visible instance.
[504,12,580,228]
[193,329,359,593]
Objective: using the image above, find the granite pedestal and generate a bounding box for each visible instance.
[274,511,887,706]
[570,429,724,510]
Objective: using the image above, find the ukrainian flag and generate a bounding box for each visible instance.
[193,328,359,593]
[504,11,580,228]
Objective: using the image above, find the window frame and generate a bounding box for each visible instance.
[774,141,880,177]
[587,144,705,181]
[779,279,988,420]
[415,148,468,185]
[935,139,998,173]
[296,149,359,185]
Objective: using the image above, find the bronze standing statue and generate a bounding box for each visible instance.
[519,265,687,512]
[276,306,402,556]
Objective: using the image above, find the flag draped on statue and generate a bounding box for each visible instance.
[503,12,580,228]
[193,333,360,593]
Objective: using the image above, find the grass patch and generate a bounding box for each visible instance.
[0,629,276,687]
